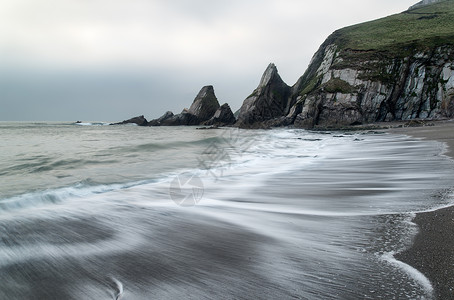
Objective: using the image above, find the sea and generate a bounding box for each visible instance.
[1,121,453,299]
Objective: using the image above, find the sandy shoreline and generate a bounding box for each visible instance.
[389,120,454,299]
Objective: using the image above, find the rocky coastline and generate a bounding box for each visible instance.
[113,1,454,130]
[114,46,454,130]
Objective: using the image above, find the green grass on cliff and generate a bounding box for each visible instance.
[333,0,454,54]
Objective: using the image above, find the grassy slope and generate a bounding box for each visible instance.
[333,0,454,54]
[294,0,454,98]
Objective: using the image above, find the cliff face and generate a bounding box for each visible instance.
[292,44,454,128]
[237,0,454,129]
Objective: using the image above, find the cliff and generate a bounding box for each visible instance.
[237,0,454,129]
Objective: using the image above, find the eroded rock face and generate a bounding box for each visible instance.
[188,85,220,122]
[203,103,236,126]
[235,64,291,128]
[233,43,454,129]
[291,44,454,128]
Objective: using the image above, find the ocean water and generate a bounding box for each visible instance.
[1,121,453,299]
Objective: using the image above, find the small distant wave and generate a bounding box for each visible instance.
[0,181,146,212]
[2,158,119,175]
[74,122,111,126]
[119,136,224,153]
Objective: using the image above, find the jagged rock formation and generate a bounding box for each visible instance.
[203,103,236,126]
[236,0,454,129]
[117,85,230,127]
[235,64,291,128]
[115,1,453,130]
[155,85,220,126]
[112,115,148,126]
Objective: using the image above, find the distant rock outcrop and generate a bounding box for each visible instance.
[203,103,236,126]
[118,85,229,127]
[158,110,199,126]
[147,111,174,126]
[156,85,220,126]
[112,115,148,126]
[235,63,291,128]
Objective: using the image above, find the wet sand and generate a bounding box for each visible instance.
[390,120,454,300]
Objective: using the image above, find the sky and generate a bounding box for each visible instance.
[0,0,417,121]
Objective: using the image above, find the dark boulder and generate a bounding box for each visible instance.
[160,111,200,126]
[148,111,174,126]
[203,103,236,126]
[112,115,148,126]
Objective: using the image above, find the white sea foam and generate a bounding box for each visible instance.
[1,125,454,299]
[381,251,434,298]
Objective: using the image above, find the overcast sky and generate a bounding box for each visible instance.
[0,0,417,121]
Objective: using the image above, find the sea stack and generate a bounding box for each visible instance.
[235,63,291,128]
[187,85,220,122]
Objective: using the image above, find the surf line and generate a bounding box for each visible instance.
[381,251,433,297]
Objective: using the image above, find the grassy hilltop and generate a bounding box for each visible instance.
[331,0,454,54]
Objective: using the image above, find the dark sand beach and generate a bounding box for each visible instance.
[391,120,454,299]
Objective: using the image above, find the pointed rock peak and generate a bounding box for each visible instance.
[194,85,215,102]
[188,85,220,121]
[259,63,283,87]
